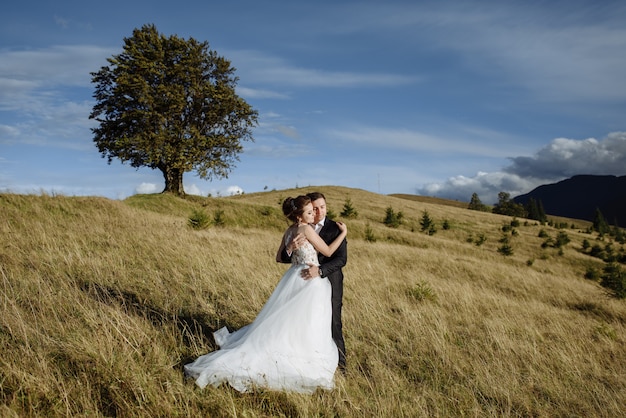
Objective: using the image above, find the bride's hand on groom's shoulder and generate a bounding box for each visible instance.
[336,222,347,233]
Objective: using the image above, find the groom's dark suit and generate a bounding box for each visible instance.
[280,217,348,369]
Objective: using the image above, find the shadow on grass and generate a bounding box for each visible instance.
[77,280,240,366]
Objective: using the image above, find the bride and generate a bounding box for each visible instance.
[184,195,348,393]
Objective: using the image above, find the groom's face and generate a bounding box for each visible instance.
[311,198,327,225]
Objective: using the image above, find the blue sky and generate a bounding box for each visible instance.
[1,0,625,203]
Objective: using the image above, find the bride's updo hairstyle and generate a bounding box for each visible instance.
[282,195,311,223]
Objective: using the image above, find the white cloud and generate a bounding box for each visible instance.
[135,182,160,194]
[326,125,520,158]
[244,139,315,159]
[0,45,116,89]
[229,50,418,88]
[185,183,203,196]
[273,125,300,139]
[225,185,243,195]
[505,132,626,179]
[237,86,290,100]
[0,124,20,138]
[419,132,626,204]
[419,172,539,204]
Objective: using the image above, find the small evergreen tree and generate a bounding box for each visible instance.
[592,208,610,236]
[188,209,211,229]
[497,233,514,256]
[419,211,434,232]
[213,209,225,227]
[475,233,487,246]
[383,207,403,228]
[554,231,571,248]
[340,198,358,218]
[600,262,626,298]
[365,224,377,242]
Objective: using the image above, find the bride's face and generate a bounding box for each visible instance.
[299,203,315,224]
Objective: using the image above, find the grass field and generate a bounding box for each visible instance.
[1,186,624,417]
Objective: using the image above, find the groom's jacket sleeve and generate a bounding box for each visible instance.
[279,247,291,264]
[321,239,347,278]
[319,220,347,277]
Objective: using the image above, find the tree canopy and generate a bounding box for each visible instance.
[90,24,258,195]
[492,192,527,218]
[468,192,490,212]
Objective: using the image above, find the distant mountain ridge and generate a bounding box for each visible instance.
[513,175,626,227]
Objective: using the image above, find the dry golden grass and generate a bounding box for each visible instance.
[1,187,625,417]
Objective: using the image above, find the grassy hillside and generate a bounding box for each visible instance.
[1,187,625,417]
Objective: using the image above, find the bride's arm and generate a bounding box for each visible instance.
[304,223,347,257]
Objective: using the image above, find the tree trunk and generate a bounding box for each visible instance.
[161,165,185,196]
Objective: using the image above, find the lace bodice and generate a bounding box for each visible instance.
[292,241,319,266]
[285,228,319,266]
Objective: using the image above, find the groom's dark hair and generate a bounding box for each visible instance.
[307,192,325,201]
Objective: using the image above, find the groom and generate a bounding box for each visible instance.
[280,191,348,373]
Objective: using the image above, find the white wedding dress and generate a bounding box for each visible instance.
[184,237,338,393]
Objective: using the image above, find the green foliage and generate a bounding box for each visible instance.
[600,263,626,298]
[524,197,547,223]
[340,198,358,218]
[466,233,487,246]
[592,208,610,236]
[595,323,617,340]
[419,211,434,233]
[213,209,225,227]
[497,234,514,256]
[492,192,526,218]
[468,192,490,212]
[406,281,437,302]
[541,231,571,249]
[554,231,571,248]
[584,266,600,281]
[383,206,403,228]
[475,233,487,246]
[613,226,625,244]
[442,219,451,230]
[90,24,258,195]
[589,244,606,260]
[188,209,211,229]
[541,237,554,249]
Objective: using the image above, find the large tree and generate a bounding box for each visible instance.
[90,24,258,195]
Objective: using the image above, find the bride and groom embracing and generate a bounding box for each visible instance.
[184,192,348,393]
